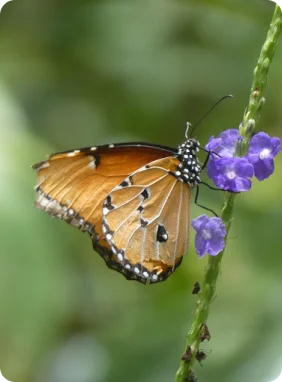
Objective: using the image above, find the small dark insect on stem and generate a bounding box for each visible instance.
[199,323,211,342]
[192,282,201,294]
[184,369,198,382]
[195,350,208,366]
[181,346,193,363]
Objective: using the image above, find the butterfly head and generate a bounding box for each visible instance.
[175,138,201,186]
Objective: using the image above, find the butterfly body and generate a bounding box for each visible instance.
[33,139,202,284]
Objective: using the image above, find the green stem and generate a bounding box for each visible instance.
[175,5,282,382]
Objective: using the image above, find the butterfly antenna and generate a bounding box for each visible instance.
[189,94,233,137]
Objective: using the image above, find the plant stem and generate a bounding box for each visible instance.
[175,5,282,382]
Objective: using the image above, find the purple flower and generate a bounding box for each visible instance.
[205,129,240,158]
[192,215,226,257]
[205,129,280,189]
[207,157,254,192]
[246,132,281,181]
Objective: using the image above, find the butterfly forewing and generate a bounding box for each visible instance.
[33,143,178,280]
[102,157,192,283]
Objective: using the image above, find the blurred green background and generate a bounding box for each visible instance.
[1,1,282,381]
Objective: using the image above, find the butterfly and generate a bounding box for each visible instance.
[33,137,203,284]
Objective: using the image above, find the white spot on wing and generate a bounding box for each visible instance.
[36,193,49,208]
[70,218,80,228]
[103,207,109,215]
[35,161,49,171]
[88,155,96,169]
[36,192,65,217]
[117,253,123,261]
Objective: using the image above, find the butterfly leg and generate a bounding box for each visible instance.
[199,148,222,170]
[194,185,219,217]
[200,181,225,192]
[200,181,239,194]
[201,149,211,170]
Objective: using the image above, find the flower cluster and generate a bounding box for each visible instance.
[206,129,281,192]
[192,129,280,258]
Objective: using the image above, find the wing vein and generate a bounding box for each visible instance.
[47,172,99,215]
[140,228,147,267]
[184,186,190,255]
[110,174,170,237]
[40,156,88,186]
[45,160,92,195]
[124,179,178,254]
[110,173,169,212]
[172,182,183,270]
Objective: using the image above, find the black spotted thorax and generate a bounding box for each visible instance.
[175,138,202,186]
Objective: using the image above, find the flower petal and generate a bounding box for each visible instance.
[220,129,240,151]
[234,157,254,178]
[206,129,240,158]
[271,137,281,157]
[207,235,225,256]
[195,233,209,257]
[233,177,252,192]
[253,158,274,181]
[248,132,272,154]
[191,214,209,232]
[205,136,221,152]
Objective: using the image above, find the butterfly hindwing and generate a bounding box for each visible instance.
[102,156,192,283]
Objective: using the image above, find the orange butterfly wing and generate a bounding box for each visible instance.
[102,156,192,283]
[33,143,177,280]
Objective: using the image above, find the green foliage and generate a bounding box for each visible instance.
[0,1,282,382]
